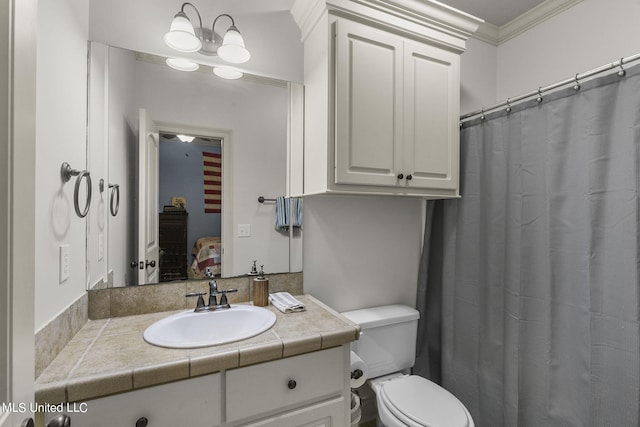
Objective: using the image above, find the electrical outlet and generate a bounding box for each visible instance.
[238,224,251,237]
[59,244,70,283]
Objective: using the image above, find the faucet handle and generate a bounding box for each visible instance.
[218,288,238,306]
[186,292,207,311]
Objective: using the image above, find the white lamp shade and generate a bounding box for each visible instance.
[213,67,243,80]
[164,12,202,52]
[166,57,200,72]
[217,26,251,64]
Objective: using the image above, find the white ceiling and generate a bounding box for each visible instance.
[436,0,547,27]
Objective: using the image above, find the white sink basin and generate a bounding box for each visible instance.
[143,305,277,349]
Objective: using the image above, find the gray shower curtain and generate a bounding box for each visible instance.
[416,64,640,426]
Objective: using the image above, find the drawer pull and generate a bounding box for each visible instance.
[287,379,297,390]
[135,417,148,427]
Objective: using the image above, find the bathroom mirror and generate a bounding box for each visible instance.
[86,44,303,290]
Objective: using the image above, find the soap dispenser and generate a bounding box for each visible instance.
[252,265,269,307]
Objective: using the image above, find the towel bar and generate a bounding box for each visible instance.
[258,196,277,203]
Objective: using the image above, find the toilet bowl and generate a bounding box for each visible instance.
[369,374,474,427]
[341,305,474,427]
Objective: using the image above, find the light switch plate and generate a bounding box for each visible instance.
[238,224,251,237]
[59,244,70,283]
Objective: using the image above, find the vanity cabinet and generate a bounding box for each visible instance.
[291,0,482,199]
[45,347,349,427]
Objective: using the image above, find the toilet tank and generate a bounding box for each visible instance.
[341,305,420,379]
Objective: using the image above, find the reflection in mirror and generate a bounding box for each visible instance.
[87,43,302,290]
[157,133,222,282]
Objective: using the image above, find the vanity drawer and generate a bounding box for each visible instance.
[226,347,345,423]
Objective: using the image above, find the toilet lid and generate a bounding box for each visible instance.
[380,376,470,427]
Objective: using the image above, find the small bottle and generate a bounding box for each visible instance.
[249,260,258,276]
[252,265,269,307]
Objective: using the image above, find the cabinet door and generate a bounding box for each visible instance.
[403,40,459,190]
[239,396,345,427]
[334,19,403,187]
[48,373,222,427]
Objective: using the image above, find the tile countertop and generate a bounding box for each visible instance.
[35,295,360,404]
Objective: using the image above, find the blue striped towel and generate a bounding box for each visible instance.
[275,197,303,231]
[292,197,303,228]
[275,196,289,231]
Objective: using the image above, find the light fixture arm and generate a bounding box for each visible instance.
[180,2,203,32]
[212,13,235,36]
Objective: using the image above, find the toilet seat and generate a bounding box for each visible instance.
[377,375,471,427]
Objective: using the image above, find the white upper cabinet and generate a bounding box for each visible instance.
[334,19,404,188]
[291,0,482,198]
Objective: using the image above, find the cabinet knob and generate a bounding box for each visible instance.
[146,260,156,268]
[47,414,70,427]
[136,417,148,427]
[397,173,404,180]
[287,379,297,389]
[406,174,413,181]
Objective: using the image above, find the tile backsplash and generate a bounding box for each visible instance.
[88,272,303,319]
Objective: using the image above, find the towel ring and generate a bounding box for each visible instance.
[61,162,92,218]
[109,184,120,217]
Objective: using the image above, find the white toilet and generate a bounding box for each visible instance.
[341,305,474,427]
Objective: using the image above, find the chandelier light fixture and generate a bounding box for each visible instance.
[164,2,250,78]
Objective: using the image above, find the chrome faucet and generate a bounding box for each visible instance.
[208,279,219,307]
[185,269,238,311]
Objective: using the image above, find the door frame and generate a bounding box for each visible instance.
[156,122,233,278]
[1,0,37,425]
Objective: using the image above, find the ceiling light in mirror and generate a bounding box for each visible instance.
[164,11,202,52]
[213,67,243,80]
[176,134,195,143]
[166,57,200,72]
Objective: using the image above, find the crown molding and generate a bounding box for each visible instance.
[291,0,483,48]
[472,0,583,46]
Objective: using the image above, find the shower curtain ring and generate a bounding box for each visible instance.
[573,73,581,91]
[536,87,543,103]
[505,98,512,113]
[480,107,485,121]
[618,58,626,77]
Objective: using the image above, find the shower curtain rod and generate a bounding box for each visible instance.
[460,52,640,122]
